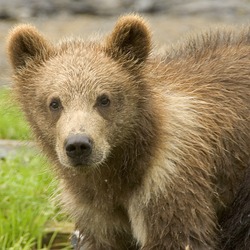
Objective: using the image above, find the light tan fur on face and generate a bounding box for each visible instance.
[7,14,250,250]
[55,110,110,168]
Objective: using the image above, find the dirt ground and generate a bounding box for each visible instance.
[1,12,250,87]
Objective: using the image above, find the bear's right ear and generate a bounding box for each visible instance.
[7,24,53,70]
[105,15,151,67]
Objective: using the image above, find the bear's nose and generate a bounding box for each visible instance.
[65,135,92,159]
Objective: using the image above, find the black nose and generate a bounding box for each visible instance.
[65,135,92,159]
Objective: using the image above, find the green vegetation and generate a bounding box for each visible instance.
[0,87,71,249]
[0,152,60,249]
[0,87,30,140]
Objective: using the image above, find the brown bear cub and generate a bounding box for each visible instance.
[7,15,250,249]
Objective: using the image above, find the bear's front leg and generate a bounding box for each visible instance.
[71,229,138,250]
[70,204,139,250]
[128,189,217,250]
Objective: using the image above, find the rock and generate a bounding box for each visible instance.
[1,0,250,19]
[0,140,35,159]
[170,0,250,16]
[0,0,56,19]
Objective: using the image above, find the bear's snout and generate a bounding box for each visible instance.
[64,134,93,166]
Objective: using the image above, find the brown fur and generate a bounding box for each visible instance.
[219,164,250,249]
[7,15,250,249]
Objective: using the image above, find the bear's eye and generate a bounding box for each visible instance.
[97,94,111,107]
[49,98,62,111]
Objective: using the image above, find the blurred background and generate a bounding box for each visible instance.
[1,0,250,87]
[0,0,250,249]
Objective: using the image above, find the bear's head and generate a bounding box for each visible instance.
[7,15,153,170]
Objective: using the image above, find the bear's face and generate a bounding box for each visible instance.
[7,15,152,170]
[33,48,142,168]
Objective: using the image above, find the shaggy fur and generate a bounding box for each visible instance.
[7,15,250,249]
[219,164,250,250]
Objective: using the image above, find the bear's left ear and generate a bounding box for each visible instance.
[7,24,53,70]
[105,14,151,66]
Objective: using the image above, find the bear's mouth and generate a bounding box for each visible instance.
[58,150,107,170]
[68,155,97,169]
